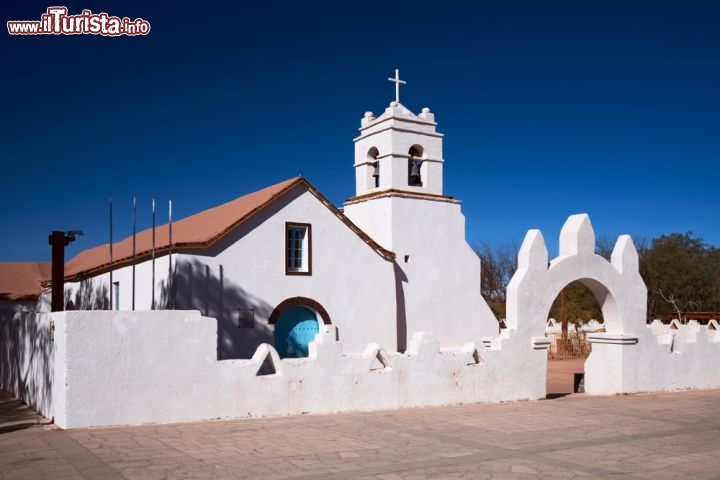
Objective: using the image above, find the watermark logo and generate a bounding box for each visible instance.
[7,7,150,36]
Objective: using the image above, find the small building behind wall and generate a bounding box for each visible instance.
[0,262,53,418]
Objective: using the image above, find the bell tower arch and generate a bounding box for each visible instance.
[352,103,443,196]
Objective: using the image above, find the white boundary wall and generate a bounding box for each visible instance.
[586,319,720,394]
[49,310,539,429]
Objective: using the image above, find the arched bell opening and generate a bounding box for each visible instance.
[367,147,380,189]
[408,145,424,187]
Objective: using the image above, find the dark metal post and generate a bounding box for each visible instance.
[168,200,173,309]
[109,196,113,310]
[132,196,136,311]
[151,198,156,309]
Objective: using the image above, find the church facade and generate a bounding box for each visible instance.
[58,96,499,359]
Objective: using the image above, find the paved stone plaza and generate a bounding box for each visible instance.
[1,384,719,480]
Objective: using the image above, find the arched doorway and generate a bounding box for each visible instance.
[274,306,319,358]
[546,280,605,397]
[268,297,332,359]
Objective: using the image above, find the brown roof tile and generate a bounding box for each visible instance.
[0,262,51,301]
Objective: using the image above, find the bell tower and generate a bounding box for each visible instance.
[343,70,499,351]
[351,70,445,197]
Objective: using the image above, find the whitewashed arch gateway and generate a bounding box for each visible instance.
[505,214,648,395]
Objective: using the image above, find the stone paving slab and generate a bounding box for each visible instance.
[1,388,720,479]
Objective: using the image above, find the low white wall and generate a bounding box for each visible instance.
[51,310,541,429]
[9,309,720,430]
[585,321,720,394]
[0,304,54,419]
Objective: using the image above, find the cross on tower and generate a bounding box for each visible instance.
[387,68,406,103]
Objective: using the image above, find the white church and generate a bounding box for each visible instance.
[59,70,498,359]
[2,71,718,430]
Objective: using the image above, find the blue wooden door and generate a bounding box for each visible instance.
[274,306,319,358]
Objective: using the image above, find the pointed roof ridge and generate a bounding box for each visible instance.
[374,101,417,121]
[62,177,394,282]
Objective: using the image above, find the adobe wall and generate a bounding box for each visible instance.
[49,310,538,429]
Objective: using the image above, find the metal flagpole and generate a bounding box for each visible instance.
[132,196,136,311]
[151,198,156,310]
[109,196,113,310]
[168,199,173,309]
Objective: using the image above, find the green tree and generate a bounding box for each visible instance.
[549,281,604,323]
[641,232,720,321]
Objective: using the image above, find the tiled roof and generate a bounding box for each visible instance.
[0,262,51,301]
[62,177,394,282]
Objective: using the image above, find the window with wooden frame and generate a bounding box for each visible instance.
[285,222,312,275]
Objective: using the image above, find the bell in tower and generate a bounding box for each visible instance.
[408,145,423,187]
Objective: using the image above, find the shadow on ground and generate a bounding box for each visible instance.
[0,389,53,434]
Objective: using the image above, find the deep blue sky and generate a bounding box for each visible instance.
[2,0,718,262]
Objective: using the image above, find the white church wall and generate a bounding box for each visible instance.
[0,306,55,420]
[342,196,394,249]
[195,189,397,358]
[387,196,499,344]
[63,255,172,312]
[49,310,542,430]
[61,185,397,359]
[346,195,500,349]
